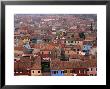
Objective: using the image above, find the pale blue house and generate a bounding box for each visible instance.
[23,42,33,54]
[82,44,92,55]
[51,70,64,76]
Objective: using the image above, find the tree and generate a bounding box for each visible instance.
[90,23,93,31]
[60,48,69,61]
[79,32,85,39]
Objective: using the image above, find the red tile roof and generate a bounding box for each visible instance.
[15,46,24,51]
[50,60,90,70]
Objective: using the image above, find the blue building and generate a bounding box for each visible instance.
[51,70,64,76]
[23,42,31,49]
[82,44,92,55]
[23,42,33,54]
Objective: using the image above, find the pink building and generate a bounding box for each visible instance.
[87,67,97,76]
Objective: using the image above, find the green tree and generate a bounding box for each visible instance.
[90,23,93,31]
[60,48,68,61]
[79,32,85,39]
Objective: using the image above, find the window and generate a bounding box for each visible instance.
[64,70,67,73]
[14,59,16,62]
[90,74,93,76]
[49,51,51,54]
[91,68,93,71]
[38,71,40,73]
[56,71,58,74]
[54,71,56,74]
[61,71,64,74]
[73,49,76,51]
[27,70,30,73]
[32,71,34,73]
[87,69,89,71]
[71,41,73,43]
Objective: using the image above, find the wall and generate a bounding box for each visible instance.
[31,70,42,76]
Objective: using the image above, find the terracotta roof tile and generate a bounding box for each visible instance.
[31,56,42,70]
[15,46,24,51]
[50,60,88,70]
